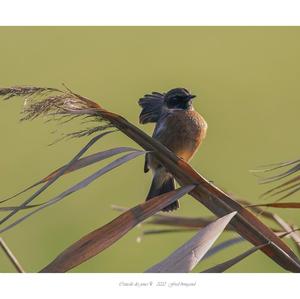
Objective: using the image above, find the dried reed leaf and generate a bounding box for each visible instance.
[145,212,237,273]
[254,158,300,200]
[143,197,299,256]
[258,162,300,184]
[249,202,300,209]
[0,151,146,234]
[250,159,300,173]
[0,204,40,212]
[40,185,195,273]
[272,215,300,255]
[146,214,216,228]
[111,206,221,234]
[0,146,137,204]
[111,205,214,228]
[111,205,235,232]
[275,186,300,201]
[142,228,199,235]
[240,198,300,254]
[201,243,267,273]
[260,175,300,199]
[263,182,300,200]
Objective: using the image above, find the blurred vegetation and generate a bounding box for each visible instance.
[0,27,300,272]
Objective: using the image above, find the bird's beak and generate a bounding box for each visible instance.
[189,94,196,99]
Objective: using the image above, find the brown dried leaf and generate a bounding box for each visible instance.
[146,214,216,228]
[249,202,300,209]
[40,185,195,273]
[111,205,216,229]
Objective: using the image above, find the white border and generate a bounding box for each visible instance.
[1,0,300,25]
[0,273,297,299]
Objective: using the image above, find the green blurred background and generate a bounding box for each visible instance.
[0,27,300,273]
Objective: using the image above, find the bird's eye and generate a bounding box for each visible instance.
[170,96,179,102]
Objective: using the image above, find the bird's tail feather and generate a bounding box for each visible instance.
[138,92,165,124]
[146,171,178,212]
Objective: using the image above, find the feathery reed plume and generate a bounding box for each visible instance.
[0,86,58,100]
[1,86,114,140]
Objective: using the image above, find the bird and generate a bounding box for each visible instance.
[138,87,207,212]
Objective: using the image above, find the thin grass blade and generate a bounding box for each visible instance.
[262,182,300,200]
[201,243,267,273]
[0,151,145,234]
[145,212,237,273]
[250,159,300,173]
[0,237,25,273]
[0,146,136,204]
[0,131,114,224]
[259,163,300,184]
[249,202,300,209]
[272,215,300,255]
[269,182,300,198]
[40,185,195,272]
[142,228,199,235]
[260,175,300,199]
[0,204,41,212]
[276,186,300,201]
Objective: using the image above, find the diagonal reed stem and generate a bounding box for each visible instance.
[0,237,25,273]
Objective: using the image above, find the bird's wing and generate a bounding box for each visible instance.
[152,111,174,140]
[138,92,165,124]
[143,110,172,173]
[144,153,150,173]
[144,110,181,172]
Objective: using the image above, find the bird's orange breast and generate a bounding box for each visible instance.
[156,109,207,162]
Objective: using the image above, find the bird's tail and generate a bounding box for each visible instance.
[138,92,165,124]
[146,169,178,212]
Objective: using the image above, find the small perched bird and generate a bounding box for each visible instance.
[138,88,207,212]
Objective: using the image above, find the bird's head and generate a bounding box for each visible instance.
[164,88,196,109]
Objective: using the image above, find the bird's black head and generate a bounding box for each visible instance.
[164,88,196,109]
